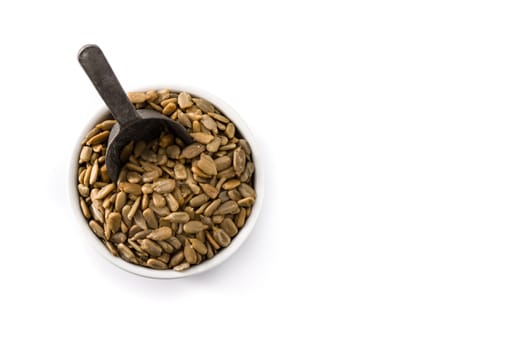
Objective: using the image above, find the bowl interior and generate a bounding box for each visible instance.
[69,85,263,279]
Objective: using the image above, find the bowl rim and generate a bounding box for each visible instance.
[68,84,264,279]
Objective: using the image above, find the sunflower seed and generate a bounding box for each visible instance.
[127,197,141,221]
[165,193,179,212]
[150,193,165,208]
[80,198,91,219]
[89,220,104,238]
[184,244,198,264]
[102,193,117,210]
[240,161,255,182]
[184,207,195,220]
[214,156,232,171]
[119,182,142,195]
[120,142,135,163]
[238,196,255,207]
[225,123,235,138]
[90,204,104,223]
[156,240,173,254]
[227,190,242,201]
[178,92,194,109]
[124,171,139,184]
[95,119,116,131]
[141,193,149,211]
[178,111,191,128]
[163,212,190,223]
[148,101,163,112]
[140,238,162,257]
[147,226,172,241]
[81,127,101,145]
[128,239,144,252]
[126,163,144,173]
[103,222,111,240]
[235,208,247,228]
[104,241,118,256]
[205,111,228,123]
[153,179,175,193]
[233,147,246,176]
[216,122,226,131]
[89,160,99,185]
[183,220,208,233]
[197,154,217,176]
[203,198,222,216]
[143,90,157,102]
[162,102,177,116]
[201,115,218,133]
[181,143,205,159]
[159,135,175,149]
[174,163,187,180]
[166,236,182,250]
[118,243,138,263]
[130,229,150,241]
[166,145,181,159]
[78,184,90,197]
[221,217,238,237]
[126,224,141,236]
[191,165,211,179]
[149,204,170,216]
[79,146,92,163]
[128,92,147,103]
[121,205,132,226]
[238,183,256,198]
[173,262,190,271]
[219,143,237,151]
[191,120,200,133]
[212,215,224,224]
[190,238,208,255]
[158,89,171,101]
[218,191,231,202]
[223,179,241,190]
[146,258,168,269]
[83,164,92,186]
[214,200,240,215]
[107,213,121,233]
[132,213,147,234]
[143,208,158,229]
[141,183,154,194]
[110,232,127,244]
[212,229,231,247]
[159,97,177,108]
[193,98,215,113]
[142,171,160,184]
[206,137,222,153]
[190,132,215,144]
[159,253,171,264]
[206,242,215,259]
[86,130,110,146]
[94,183,115,200]
[169,251,185,268]
[189,193,209,208]
[200,183,219,199]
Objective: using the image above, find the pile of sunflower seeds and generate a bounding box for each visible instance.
[77,89,256,271]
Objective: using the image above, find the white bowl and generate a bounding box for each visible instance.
[68,84,264,279]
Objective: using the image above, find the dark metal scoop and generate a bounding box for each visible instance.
[78,44,192,183]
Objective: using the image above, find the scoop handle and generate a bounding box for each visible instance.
[78,44,138,126]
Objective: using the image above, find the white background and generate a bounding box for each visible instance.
[1,1,524,349]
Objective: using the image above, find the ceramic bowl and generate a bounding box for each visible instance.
[69,85,263,278]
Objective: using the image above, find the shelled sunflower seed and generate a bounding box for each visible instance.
[77,89,256,271]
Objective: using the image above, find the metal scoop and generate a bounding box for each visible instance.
[78,44,192,183]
